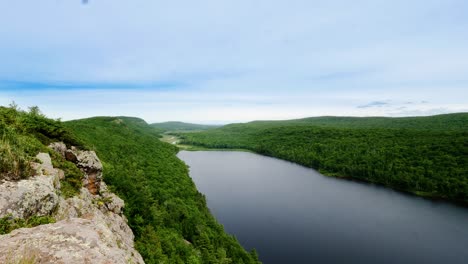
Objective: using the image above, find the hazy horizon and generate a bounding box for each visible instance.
[43,111,468,126]
[1,1,467,123]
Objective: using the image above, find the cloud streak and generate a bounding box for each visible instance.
[357,101,390,109]
[0,1,467,121]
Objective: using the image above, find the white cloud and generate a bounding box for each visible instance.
[1,87,466,123]
[0,0,467,121]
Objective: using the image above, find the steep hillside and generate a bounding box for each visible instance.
[66,117,260,264]
[179,113,468,205]
[151,121,220,132]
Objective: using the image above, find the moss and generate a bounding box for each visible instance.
[49,150,83,198]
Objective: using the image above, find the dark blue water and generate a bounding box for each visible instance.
[178,151,468,264]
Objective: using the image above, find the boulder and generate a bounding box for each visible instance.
[48,143,104,195]
[50,187,143,264]
[99,182,124,214]
[0,153,60,219]
[0,149,144,264]
[76,150,103,195]
[0,217,144,264]
[48,142,67,158]
[65,149,78,163]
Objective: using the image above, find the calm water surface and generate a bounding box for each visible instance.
[177,151,468,264]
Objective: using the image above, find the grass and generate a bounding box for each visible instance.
[0,215,56,235]
[0,105,86,199]
[0,128,42,180]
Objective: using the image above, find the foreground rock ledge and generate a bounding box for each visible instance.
[0,146,144,264]
[0,218,143,264]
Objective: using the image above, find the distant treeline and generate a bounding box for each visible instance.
[178,113,468,205]
[151,121,220,132]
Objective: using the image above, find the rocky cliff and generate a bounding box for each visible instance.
[0,143,144,264]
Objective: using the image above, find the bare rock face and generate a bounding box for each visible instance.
[0,147,145,264]
[48,142,67,158]
[49,186,144,264]
[0,217,144,264]
[49,143,104,195]
[0,153,61,219]
[76,150,103,195]
[65,149,78,163]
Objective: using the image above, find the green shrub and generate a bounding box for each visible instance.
[0,215,56,235]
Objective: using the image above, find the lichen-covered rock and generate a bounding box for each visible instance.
[100,182,124,214]
[35,153,63,184]
[0,146,144,263]
[76,150,103,195]
[0,153,60,219]
[52,187,143,264]
[48,142,67,158]
[65,149,79,163]
[49,143,103,195]
[0,217,144,264]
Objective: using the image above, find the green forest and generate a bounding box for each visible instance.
[178,113,468,205]
[151,121,220,132]
[66,117,260,264]
[0,104,259,263]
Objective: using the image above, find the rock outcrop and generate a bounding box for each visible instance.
[75,150,103,195]
[0,143,144,264]
[49,142,103,195]
[0,218,142,264]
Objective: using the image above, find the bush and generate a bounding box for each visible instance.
[0,215,56,235]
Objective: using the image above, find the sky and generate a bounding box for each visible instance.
[0,0,467,124]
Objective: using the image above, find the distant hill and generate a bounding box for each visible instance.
[241,112,468,131]
[151,121,220,132]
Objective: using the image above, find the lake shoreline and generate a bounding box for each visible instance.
[178,150,468,264]
[178,143,468,208]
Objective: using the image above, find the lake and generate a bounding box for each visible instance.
[177,151,468,264]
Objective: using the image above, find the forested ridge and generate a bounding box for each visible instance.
[66,117,260,264]
[151,121,220,132]
[178,113,468,205]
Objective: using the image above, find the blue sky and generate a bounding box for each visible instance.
[0,0,467,123]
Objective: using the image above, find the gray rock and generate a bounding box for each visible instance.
[49,143,103,195]
[0,217,144,264]
[99,182,124,214]
[76,150,103,172]
[48,142,67,158]
[76,150,103,195]
[65,149,78,163]
[0,153,60,219]
[52,187,143,264]
[0,149,144,264]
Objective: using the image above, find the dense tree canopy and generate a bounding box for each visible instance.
[66,117,260,264]
[179,113,468,205]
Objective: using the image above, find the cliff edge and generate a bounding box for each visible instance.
[0,142,144,264]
